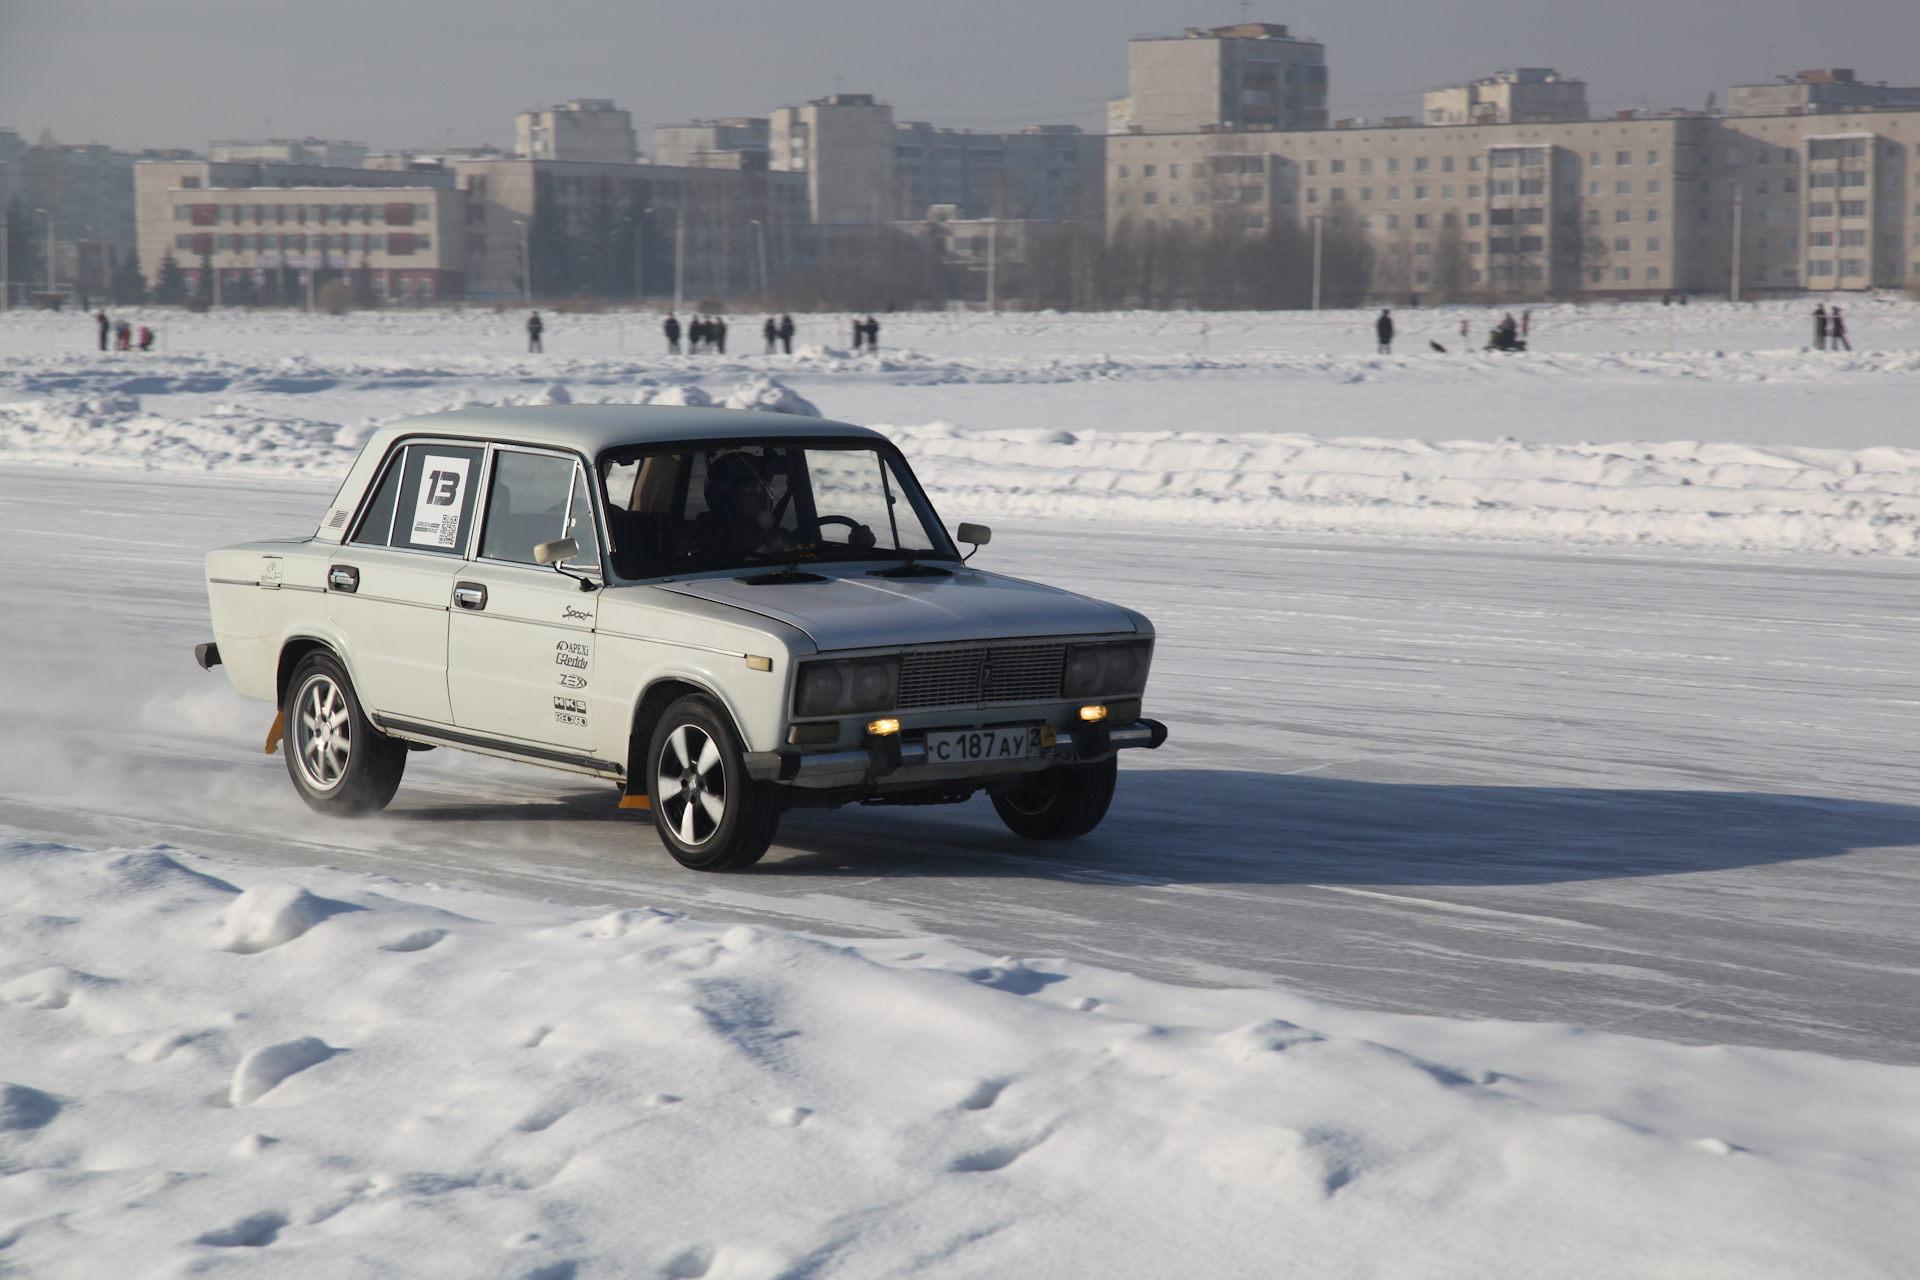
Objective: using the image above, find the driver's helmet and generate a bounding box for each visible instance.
[704,451,773,522]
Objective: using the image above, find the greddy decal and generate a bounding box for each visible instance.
[553,696,589,727]
[408,455,470,549]
[555,640,590,670]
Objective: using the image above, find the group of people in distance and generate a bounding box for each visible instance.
[850,315,881,352]
[93,310,154,353]
[662,313,732,355]
[762,315,797,354]
[1812,304,1852,352]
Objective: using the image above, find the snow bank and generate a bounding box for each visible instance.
[3,837,1916,1278]
[882,423,1920,554]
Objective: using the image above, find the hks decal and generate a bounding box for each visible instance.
[553,695,589,727]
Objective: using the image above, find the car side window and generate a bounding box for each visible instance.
[390,443,484,555]
[348,446,406,547]
[478,450,599,570]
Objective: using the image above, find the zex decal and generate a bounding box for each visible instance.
[408,455,470,549]
[555,640,590,670]
[557,673,588,689]
[553,696,589,727]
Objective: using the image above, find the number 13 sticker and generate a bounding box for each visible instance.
[409,455,470,548]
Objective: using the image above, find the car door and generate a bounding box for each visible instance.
[327,439,483,725]
[446,447,604,753]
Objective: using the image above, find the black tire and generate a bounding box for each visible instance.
[991,758,1117,840]
[281,652,406,817]
[647,695,780,872]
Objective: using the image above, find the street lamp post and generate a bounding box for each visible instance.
[986,218,998,312]
[1729,183,1743,304]
[1311,215,1323,312]
[673,209,685,313]
[512,219,531,303]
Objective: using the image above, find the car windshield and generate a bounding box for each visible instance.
[598,440,956,579]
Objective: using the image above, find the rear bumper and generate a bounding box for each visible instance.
[746,718,1169,787]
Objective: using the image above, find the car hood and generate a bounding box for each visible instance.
[655,569,1136,651]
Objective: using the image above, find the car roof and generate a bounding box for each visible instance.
[363,404,886,460]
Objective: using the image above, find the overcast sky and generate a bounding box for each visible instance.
[3,0,1917,154]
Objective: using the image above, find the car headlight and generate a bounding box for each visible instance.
[1061,639,1153,698]
[794,656,900,716]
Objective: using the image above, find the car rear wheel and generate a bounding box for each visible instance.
[991,758,1117,840]
[283,652,406,817]
[648,695,780,872]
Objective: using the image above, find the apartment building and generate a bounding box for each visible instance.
[516,100,637,164]
[894,123,1103,221]
[208,138,367,167]
[134,159,460,301]
[652,119,770,170]
[1424,69,1588,127]
[1106,106,1920,298]
[770,94,897,224]
[1728,69,1920,117]
[1110,24,1328,135]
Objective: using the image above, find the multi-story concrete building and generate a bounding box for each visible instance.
[893,123,1103,221]
[770,94,897,224]
[1727,69,1920,118]
[516,100,637,164]
[1109,23,1328,135]
[1424,69,1588,127]
[208,138,367,168]
[652,119,770,170]
[1105,106,1920,298]
[134,159,459,301]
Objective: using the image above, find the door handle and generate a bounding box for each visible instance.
[327,564,359,593]
[453,582,488,610]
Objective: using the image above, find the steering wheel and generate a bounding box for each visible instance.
[815,515,876,549]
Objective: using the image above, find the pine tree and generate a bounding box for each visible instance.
[4,198,43,302]
[110,251,146,304]
[153,249,187,305]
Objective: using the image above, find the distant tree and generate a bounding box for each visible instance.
[527,178,573,299]
[152,249,186,305]
[109,251,146,304]
[196,249,215,303]
[352,256,378,309]
[4,198,43,301]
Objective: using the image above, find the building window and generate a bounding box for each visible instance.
[1840,200,1866,217]
[1330,188,1345,202]
[1442,156,1455,172]
[1416,269,1430,284]
[1588,181,1601,196]
[1414,242,1430,256]
[1614,237,1630,252]
[1520,179,1544,195]
[1414,185,1428,200]
[1808,259,1834,275]
[1616,151,1631,166]
[1168,192,1180,205]
[1359,159,1373,175]
[1359,215,1373,230]
[1492,180,1513,195]
[1647,151,1660,165]
[1839,258,1865,277]
[1647,209,1660,223]
[1387,158,1399,173]
[1193,164,1207,177]
[1468,242,1481,254]
[1467,184,1481,198]
[1839,228,1865,246]
[1615,267,1631,282]
[1587,209,1601,225]
[1467,212,1481,226]
[1468,156,1481,171]
[1361,187,1373,201]
[1645,266,1660,281]
[1414,213,1429,228]
[1647,237,1660,251]
[1588,152,1601,166]
[1387,214,1399,229]
[1330,159,1345,174]
[1306,160,1317,175]
[1387,186,1399,200]
[1306,189,1318,203]
[1142,192,1157,205]
[1441,185,1454,199]
[1116,165,1128,177]
[1615,209,1630,222]
[1415,157,1430,172]
[1143,164,1156,177]
[1810,201,1834,218]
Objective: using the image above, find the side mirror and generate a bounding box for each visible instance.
[534,537,579,566]
[955,523,991,563]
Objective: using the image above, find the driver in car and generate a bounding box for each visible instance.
[685,451,800,561]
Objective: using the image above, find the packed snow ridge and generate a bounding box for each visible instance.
[3,838,1917,1278]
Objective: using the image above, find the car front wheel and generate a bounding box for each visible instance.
[282,651,406,816]
[648,695,781,871]
[991,758,1117,840]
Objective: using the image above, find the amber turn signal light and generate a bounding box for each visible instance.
[1079,704,1109,722]
[867,718,902,736]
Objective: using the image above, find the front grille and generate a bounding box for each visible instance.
[898,644,1066,710]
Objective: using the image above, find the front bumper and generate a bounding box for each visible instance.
[745,718,1169,787]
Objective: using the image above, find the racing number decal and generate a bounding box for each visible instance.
[408,455,471,549]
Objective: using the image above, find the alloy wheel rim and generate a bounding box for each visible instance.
[294,675,351,791]
[657,724,726,847]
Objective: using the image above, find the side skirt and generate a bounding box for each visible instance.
[371,715,625,781]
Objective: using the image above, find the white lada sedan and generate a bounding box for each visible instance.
[199,406,1167,871]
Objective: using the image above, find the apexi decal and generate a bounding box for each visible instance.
[553,695,589,727]
[562,605,592,622]
[557,673,587,689]
[555,640,590,670]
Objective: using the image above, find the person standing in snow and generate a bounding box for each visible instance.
[664,312,682,354]
[714,315,728,355]
[779,314,795,354]
[1375,309,1394,354]
[1830,306,1851,352]
[95,310,110,351]
[864,316,880,352]
[137,325,154,352]
[851,317,865,352]
[526,311,544,353]
[1459,317,1470,343]
[1812,304,1827,351]
[763,316,779,354]
[1521,310,1533,338]
[115,319,132,351]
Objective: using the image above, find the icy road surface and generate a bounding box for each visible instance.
[4,466,1917,1065]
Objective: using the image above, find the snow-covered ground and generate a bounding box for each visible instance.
[4,302,1920,1275]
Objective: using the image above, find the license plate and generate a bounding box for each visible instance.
[923,726,1047,764]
